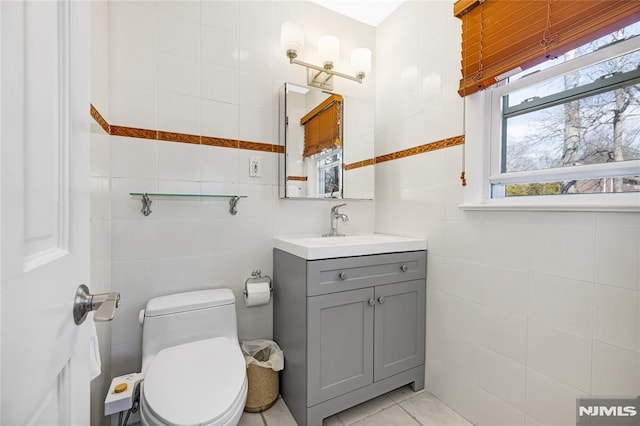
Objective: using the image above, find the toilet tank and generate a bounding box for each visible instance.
[140,288,238,374]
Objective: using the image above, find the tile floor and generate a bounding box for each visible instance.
[238,385,472,426]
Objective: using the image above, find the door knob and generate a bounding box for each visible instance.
[339,272,347,280]
[367,298,375,306]
[73,284,121,325]
[377,296,385,304]
[400,264,408,272]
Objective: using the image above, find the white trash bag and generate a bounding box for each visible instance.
[241,339,284,372]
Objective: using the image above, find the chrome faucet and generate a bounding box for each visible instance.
[323,203,349,237]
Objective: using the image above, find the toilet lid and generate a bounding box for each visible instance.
[143,337,247,426]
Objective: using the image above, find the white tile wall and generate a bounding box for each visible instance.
[375,2,640,426]
[106,0,376,384]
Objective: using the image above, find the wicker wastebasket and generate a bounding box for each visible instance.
[242,340,284,413]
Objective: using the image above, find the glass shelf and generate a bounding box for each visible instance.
[129,193,247,216]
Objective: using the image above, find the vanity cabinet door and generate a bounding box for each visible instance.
[307,288,375,406]
[373,280,425,382]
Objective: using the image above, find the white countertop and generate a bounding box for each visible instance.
[273,234,427,260]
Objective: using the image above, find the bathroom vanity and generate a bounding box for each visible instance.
[273,235,427,426]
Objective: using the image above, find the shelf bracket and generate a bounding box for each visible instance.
[141,193,152,216]
[229,196,240,216]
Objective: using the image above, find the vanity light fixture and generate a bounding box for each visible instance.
[281,21,372,91]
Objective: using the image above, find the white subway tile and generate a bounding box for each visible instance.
[201,25,239,69]
[200,145,238,184]
[239,72,274,110]
[201,99,239,140]
[110,300,145,345]
[444,296,483,345]
[157,13,200,59]
[110,84,158,130]
[594,284,639,352]
[156,256,204,295]
[479,265,528,317]
[158,53,200,98]
[481,221,531,271]
[156,220,202,259]
[525,369,587,426]
[157,0,199,23]
[477,347,526,411]
[110,137,158,179]
[444,220,483,262]
[111,259,158,303]
[157,140,201,181]
[478,306,527,363]
[238,106,274,144]
[201,62,238,104]
[527,321,592,393]
[425,360,444,399]
[528,273,593,338]
[528,224,595,282]
[110,41,157,91]
[109,1,156,49]
[477,389,525,426]
[592,341,640,397]
[111,220,158,261]
[595,226,639,290]
[111,341,142,377]
[442,372,479,425]
[201,1,238,32]
[158,92,201,135]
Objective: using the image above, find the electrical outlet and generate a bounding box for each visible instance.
[249,156,261,177]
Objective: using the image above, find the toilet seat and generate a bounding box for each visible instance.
[141,337,247,426]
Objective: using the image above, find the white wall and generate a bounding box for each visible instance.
[375,2,640,426]
[105,0,376,379]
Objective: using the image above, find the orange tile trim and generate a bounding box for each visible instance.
[90,104,462,160]
[90,103,285,154]
[374,135,465,165]
[344,135,465,170]
[90,104,110,134]
[344,158,375,171]
[287,176,308,181]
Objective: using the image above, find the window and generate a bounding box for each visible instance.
[317,148,342,198]
[486,25,640,205]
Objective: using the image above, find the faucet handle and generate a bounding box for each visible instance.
[331,203,347,213]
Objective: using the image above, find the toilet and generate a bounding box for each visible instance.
[138,288,247,426]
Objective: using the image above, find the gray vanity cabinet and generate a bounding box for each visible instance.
[273,249,426,426]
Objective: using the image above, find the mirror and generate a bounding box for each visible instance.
[279,82,374,200]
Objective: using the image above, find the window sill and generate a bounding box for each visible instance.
[459,200,640,213]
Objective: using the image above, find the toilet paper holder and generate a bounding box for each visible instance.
[243,270,273,296]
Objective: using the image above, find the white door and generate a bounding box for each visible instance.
[1,0,91,424]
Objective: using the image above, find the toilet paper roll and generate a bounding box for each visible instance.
[244,281,271,307]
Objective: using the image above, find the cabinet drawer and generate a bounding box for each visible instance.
[307,251,426,296]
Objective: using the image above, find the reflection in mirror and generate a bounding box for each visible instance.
[279,82,374,200]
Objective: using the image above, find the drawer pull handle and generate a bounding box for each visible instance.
[367,298,375,306]
[339,272,347,280]
[377,297,385,304]
[400,264,408,272]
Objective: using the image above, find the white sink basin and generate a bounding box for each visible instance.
[273,234,427,260]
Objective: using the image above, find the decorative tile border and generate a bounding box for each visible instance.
[287,176,308,181]
[90,104,284,153]
[90,104,460,161]
[374,135,465,164]
[344,158,375,171]
[344,135,465,170]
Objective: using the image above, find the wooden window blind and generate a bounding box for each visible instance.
[454,0,640,97]
[300,94,343,158]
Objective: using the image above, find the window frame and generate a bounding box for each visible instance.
[461,35,640,212]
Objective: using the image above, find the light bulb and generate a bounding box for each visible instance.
[318,35,340,67]
[351,48,372,76]
[281,21,304,55]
